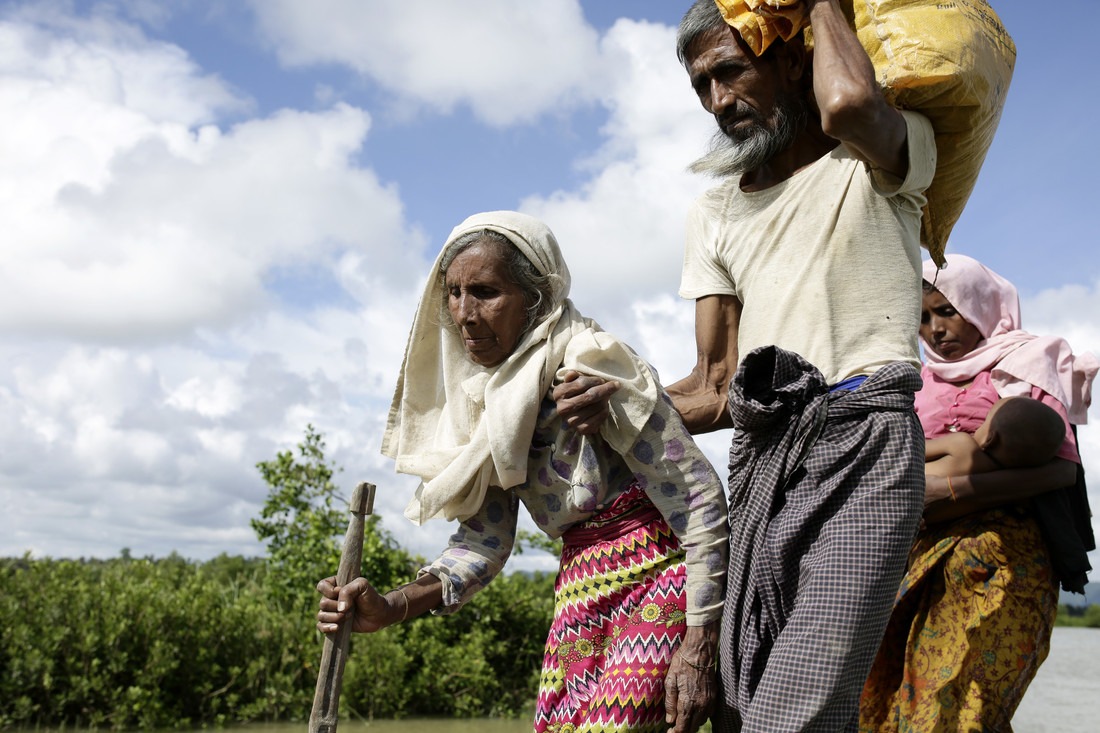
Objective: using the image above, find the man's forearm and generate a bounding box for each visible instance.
[667,370,733,434]
[674,295,741,434]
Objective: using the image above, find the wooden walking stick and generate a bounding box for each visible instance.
[309,481,376,733]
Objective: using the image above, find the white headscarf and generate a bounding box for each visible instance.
[382,211,660,524]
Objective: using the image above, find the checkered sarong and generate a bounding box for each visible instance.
[714,346,924,733]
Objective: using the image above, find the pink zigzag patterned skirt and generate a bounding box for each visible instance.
[534,484,687,733]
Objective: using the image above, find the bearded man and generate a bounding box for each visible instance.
[556,1,937,731]
[669,1,936,730]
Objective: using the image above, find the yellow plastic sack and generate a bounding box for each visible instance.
[714,0,1017,266]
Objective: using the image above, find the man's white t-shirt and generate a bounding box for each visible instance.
[679,111,937,386]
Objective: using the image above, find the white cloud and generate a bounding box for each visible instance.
[248,0,606,126]
[2,100,418,340]
[0,320,421,559]
[1023,281,1100,353]
[1,7,427,343]
[518,19,715,345]
[0,5,428,560]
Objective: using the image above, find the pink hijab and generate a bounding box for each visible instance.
[922,254,1097,424]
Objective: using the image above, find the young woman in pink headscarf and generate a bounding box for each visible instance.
[861,253,1098,732]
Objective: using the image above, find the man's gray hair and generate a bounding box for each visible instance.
[676,0,727,67]
[438,229,556,332]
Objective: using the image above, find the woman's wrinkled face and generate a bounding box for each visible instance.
[920,289,983,361]
[445,241,528,368]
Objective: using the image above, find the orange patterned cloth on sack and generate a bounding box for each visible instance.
[713,0,808,55]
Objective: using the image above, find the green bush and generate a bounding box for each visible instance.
[0,427,558,729]
[385,570,554,719]
[0,553,555,729]
[0,553,306,728]
[1056,603,1100,628]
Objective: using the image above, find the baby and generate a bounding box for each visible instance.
[925,396,1066,477]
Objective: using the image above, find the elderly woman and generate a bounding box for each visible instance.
[317,211,729,733]
[860,254,1098,732]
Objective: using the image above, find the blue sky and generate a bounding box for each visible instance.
[2,0,1098,574]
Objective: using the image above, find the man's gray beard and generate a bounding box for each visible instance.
[689,97,807,178]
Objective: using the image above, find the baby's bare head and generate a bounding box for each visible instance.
[975,396,1065,468]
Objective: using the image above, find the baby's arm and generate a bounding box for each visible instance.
[925,432,974,462]
[925,433,998,477]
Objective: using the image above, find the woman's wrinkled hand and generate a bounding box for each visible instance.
[553,370,620,435]
[664,622,718,733]
[316,576,392,634]
[664,651,716,733]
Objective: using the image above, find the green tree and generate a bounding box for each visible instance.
[252,425,346,608]
[514,528,561,558]
[251,425,414,609]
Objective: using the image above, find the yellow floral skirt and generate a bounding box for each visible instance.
[860,507,1058,732]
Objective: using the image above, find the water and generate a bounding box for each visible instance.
[1012,626,1100,731]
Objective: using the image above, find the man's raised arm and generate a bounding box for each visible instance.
[806,0,908,177]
